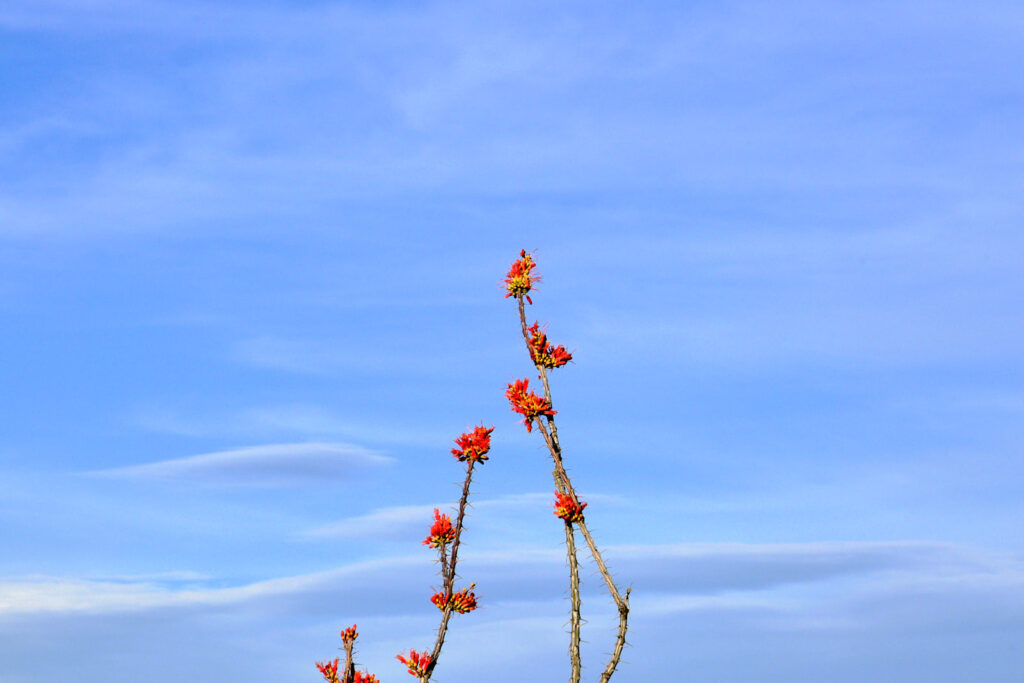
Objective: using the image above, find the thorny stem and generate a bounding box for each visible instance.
[599,584,631,683]
[446,460,476,596]
[423,460,477,681]
[438,543,450,588]
[577,518,631,683]
[520,297,582,682]
[565,519,583,683]
[517,293,631,682]
[536,421,571,497]
[342,640,355,683]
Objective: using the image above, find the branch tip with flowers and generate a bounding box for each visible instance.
[316,426,493,682]
[504,249,632,683]
[316,625,379,683]
[420,425,493,680]
[396,650,431,678]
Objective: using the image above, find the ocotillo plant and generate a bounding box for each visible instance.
[504,249,631,682]
[316,251,629,681]
[315,426,493,683]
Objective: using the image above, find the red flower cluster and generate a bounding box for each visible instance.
[317,628,377,682]
[423,509,455,548]
[396,649,432,677]
[504,249,539,304]
[505,378,556,432]
[553,491,587,523]
[528,322,573,369]
[451,425,494,463]
[430,587,478,614]
[316,658,340,683]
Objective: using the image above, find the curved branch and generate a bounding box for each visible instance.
[516,292,631,681]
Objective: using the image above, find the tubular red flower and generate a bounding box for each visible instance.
[353,672,379,683]
[554,491,587,523]
[451,425,494,463]
[504,249,539,304]
[340,624,358,643]
[422,508,455,548]
[430,587,478,614]
[505,378,556,432]
[449,587,478,613]
[528,322,573,369]
[396,649,432,677]
[316,658,340,683]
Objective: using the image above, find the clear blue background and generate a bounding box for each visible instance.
[2,1,1023,681]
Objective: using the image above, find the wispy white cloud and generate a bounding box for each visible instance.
[0,554,429,616]
[129,404,456,447]
[230,337,365,375]
[229,335,506,377]
[299,503,437,541]
[89,570,211,583]
[131,404,340,438]
[5,540,1012,617]
[566,223,1024,369]
[3,541,1022,681]
[89,442,391,486]
[890,388,1024,416]
[299,493,584,540]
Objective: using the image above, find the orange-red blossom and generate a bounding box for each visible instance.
[451,425,494,463]
[423,509,455,548]
[396,649,432,677]
[504,249,539,304]
[528,322,572,369]
[430,587,478,614]
[340,624,358,643]
[554,491,587,523]
[315,659,340,683]
[505,378,556,432]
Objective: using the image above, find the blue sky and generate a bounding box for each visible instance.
[2,1,1023,680]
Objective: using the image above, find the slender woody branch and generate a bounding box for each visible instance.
[342,640,355,683]
[516,292,631,682]
[565,519,583,683]
[438,543,450,590]
[521,293,584,683]
[423,460,477,680]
